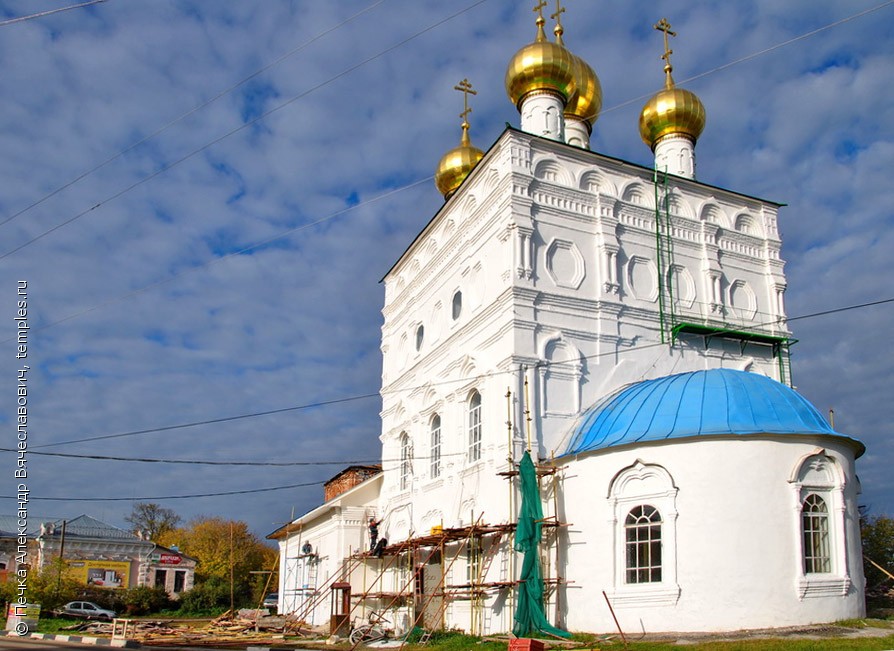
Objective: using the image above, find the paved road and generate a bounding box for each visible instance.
[0,639,96,650]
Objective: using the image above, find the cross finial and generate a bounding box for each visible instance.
[454,79,477,145]
[551,0,566,45]
[654,18,676,86]
[454,78,477,123]
[532,0,549,41]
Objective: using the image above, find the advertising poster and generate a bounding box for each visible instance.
[65,560,130,588]
[6,603,40,633]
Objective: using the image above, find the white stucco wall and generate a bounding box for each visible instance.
[559,435,865,633]
[276,476,381,626]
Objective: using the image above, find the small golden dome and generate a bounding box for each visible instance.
[435,122,484,199]
[639,75,706,148]
[505,14,576,109]
[639,18,706,149]
[565,54,602,127]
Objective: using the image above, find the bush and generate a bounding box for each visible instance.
[121,585,172,615]
[21,559,81,611]
[178,577,230,614]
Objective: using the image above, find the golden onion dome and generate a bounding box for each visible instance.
[565,53,602,127]
[639,18,706,149]
[435,122,484,199]
[639,71,705,149]
[505,14,576,109]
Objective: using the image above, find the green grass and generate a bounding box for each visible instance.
[620,638,894,650]
[408,628,894,651]
[34,617,97,634]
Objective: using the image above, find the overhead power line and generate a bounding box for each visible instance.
[0,297,894,502]
[0,0,490,261]
[0,176,432,347]
[0,0,386,229]
[0,0,107,28]
[0,3,883,339]
[0,480,325,502]
[595,0,894,120]
[0,0,880,343]
[0,448,460,466]
[5,298,891,503]
[28,296,894,450]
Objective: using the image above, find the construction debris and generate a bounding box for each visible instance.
[57,610,326,646]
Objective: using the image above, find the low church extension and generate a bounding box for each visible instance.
[270,4,865,636]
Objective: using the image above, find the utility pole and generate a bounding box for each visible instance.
[55,521,67,594]
[229,522,235,612]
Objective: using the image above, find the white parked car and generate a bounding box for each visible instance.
[57,601,116,621]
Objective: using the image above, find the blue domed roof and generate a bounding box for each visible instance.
[563,368,863,457]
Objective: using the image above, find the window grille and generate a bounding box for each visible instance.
[802,494,831,573]
[468,391,482,462]
[625,505,662,583]
[430,415,441,478]
[400,433,411,490]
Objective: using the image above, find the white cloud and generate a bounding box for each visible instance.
[0,0,891,535]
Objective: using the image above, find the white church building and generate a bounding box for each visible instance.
[270,5,865,636]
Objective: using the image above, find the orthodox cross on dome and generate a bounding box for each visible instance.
[551,0,566,45]
[454,78,477,125]
[654,17,677,87]
[532,0,548,40]
[454,78,477,145]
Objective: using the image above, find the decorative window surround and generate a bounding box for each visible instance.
[789,450,851,600]
[607,460,680,607]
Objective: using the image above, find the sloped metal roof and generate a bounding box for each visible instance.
[562,368,864,457]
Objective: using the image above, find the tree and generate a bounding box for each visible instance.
[159,517,277,607]
[861,514,894,602]
[125,502,181,540]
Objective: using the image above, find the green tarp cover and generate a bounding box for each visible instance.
[512,451,571,638]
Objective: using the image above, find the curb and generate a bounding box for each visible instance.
[0,629,140,647]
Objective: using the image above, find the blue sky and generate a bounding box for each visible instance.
[0,0,892,539]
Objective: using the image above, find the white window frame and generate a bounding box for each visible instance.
[467,391,482,462]
[399,432,411,491]
[802,494,831,574]
[624,505,663,584]
[430,415,441,479]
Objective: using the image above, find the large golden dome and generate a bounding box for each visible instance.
[435,123,484,199]
[565,53,602,127]
[505,15,576,109]
[639,73,705,149]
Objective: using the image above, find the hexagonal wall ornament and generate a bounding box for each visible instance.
[545,238,585,289]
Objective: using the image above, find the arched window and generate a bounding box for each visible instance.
[415,325,424,351]
[430,415,441,479]
[467,391,482,462]
[625,505,662,584]
[399,433,411,490]
[802,494,831,574]
[452,291,462,320]
[791,451,851,598]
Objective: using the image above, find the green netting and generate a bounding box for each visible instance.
[512,451,571,639]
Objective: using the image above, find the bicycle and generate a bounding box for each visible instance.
[349,611,391,646]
